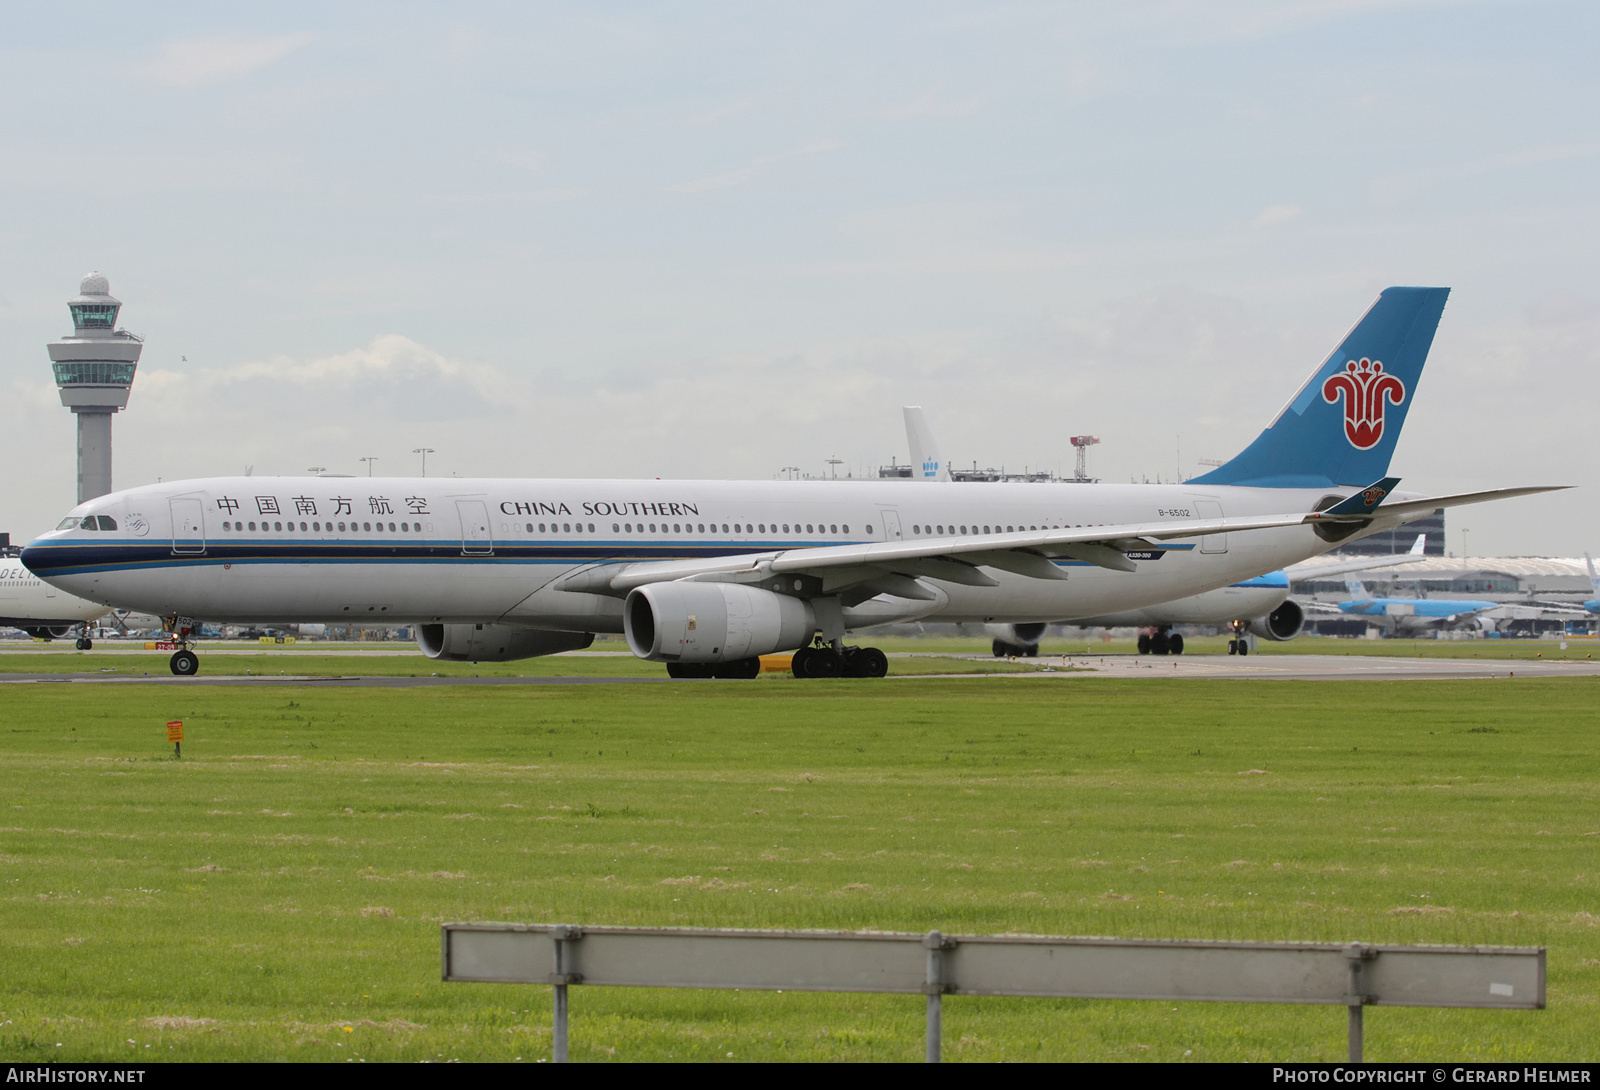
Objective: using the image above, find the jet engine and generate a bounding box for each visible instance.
[624,582,816,663]
[1245,600,1305,642]
[987,622,1047,657]
[21,625,75,640]
[416,623,594,662]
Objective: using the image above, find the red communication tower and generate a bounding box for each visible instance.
[1069,435,1099,480]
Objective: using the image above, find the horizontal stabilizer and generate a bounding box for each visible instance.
[1311,485,1568,523]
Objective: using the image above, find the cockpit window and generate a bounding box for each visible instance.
[56,517,81,530]
[79,517,98,531]
[96,515,118,531]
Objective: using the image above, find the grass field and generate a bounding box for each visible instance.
[1,674,1597,1062]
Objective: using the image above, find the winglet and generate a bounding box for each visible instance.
[1318,477,1401,518]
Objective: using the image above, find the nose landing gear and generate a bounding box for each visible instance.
[163,615,203,676]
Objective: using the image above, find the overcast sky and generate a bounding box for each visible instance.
[2,1,1596,556]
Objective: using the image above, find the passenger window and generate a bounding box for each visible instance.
[250,521,258,531]
[223,522,231,531]
[588,523,595,532]
[612,523,620,533]
[388,522,395,532]
[866,524,873,534]
[842,524,848,533]
[830,524,837,534]
[539,523,546,532]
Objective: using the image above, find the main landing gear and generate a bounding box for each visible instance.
[1136,627,1185,655]
[163,615,203,676]
[792,642,888,679]
[992,640,1039,658]
[74,623,93,651]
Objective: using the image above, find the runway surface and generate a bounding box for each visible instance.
[2,653,1596,686]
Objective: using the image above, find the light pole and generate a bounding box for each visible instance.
[414,448,435,477]
[361,457,378,477]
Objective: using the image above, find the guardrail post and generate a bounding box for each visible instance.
[924,930,952,1063]
[1345,942,1374,1063]
[550,924,583,1062]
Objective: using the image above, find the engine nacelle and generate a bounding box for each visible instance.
[416,623,594,662]
[625,582,816,663]
[1245,600,1305,642]
[985,622,1047,647]
[22,625,74,640]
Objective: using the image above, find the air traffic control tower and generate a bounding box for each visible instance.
[48,272,142,503]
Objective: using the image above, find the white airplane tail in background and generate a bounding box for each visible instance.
[903,406,950,482]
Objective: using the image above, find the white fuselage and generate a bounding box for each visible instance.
[0,555,108,629]
[23,476,1392,631]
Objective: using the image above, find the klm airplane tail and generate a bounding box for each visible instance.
[1191,287,1450,488]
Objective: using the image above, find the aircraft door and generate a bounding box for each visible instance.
[1194,500,1227,554]
[457,500,494,556]
[878,508,903,541]
[170,498,206,555]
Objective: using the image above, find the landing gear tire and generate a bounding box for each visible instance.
[843,647,889,678]
[75,637,92,651]
[1237,642,1249,656]
[713,657,761,680]
[992,639,1011,658]
[792,645,842,679]
[170,650,199,676]
[1168,633,1184,655]
[667,662,711,679]
[1151,632,1170,655]
[1024,644,1039,658]
[1137,633,1152,655]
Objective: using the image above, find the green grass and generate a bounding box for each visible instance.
[1,678,1597,1061]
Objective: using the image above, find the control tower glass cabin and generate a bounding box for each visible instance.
[48,272,142,503]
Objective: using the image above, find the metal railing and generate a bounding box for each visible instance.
[442,923,1544,1062]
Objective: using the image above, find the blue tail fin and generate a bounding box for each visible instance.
[1191,287,1449,488]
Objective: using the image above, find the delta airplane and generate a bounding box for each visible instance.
[20,287,1563,677]
[0,547,109,647]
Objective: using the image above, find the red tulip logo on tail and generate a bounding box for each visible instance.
[1322,358,1405,450]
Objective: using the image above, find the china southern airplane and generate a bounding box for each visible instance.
[20,287,1562,678]
[890,407,1433,657]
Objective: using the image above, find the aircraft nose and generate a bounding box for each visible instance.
[20,542,67,576]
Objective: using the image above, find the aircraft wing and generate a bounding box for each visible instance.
[561,511,1328,598]
[1313,485,1567,523]
[559,485,1568,599]
[1285,532,1428,583]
